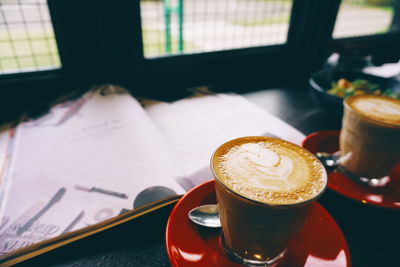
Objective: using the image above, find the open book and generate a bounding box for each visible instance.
[0,85,304,265]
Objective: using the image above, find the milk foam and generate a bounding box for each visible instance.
[213,137,327,205]
[219,143,294,191]
[347,95,400,127]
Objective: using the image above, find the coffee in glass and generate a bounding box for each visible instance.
[340,95,400,183]
[211,136,327,266]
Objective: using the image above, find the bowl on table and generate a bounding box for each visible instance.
[309,69,400,118]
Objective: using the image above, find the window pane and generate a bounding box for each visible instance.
[333,0,396,38]
[140,0,293,58]
[0,0,61,74]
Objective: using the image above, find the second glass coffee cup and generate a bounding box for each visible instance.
[339,95,400,184]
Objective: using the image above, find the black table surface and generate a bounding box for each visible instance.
[15,87,399,267]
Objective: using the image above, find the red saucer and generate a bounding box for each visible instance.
[302,130,400,209]
[166,180,351,267]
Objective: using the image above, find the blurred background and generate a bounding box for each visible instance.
[1,0,398,70]
[0,0,400,120]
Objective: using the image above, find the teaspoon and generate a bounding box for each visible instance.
[316,151,390,187]
[188,204,221,228]
[315,151,340,168]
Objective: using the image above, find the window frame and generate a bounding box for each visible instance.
[0,0,108,122]
[110,0,342,96]
[330,1,400,65]
[2,0,400,121]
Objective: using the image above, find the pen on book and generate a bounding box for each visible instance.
[17,187,66,236]
[62,210,85,234]
[74,185,128,199]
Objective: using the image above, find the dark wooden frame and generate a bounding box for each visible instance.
[0,0,399,122]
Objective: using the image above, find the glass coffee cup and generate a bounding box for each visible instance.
[339,95,400,185]
[211,136,327,266]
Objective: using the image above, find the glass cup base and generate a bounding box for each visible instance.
[337,165,391,187]
[221,235,286,267]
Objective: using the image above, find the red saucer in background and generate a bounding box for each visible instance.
[166,180,351,267]
[302,130,400,209]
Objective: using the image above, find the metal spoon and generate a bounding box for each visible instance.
[316,151,390,187]
[188,204,221,228]
[315,151,340,168]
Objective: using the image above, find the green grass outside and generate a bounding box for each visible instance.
[376,25,392,34]
[142,28,198,57]
[253,0,292,3]
[0,27,198,72]
[232,15,290,27]
[341,3,394,35]
[0,29,61,73]
[348,2,394,13]
[234,2,393,27]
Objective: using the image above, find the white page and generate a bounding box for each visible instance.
[144,93,305,190]
[0,87,185,251]
[0,128,16,226]
[0,199,83,255]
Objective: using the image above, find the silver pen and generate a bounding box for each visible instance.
[75,185,128,199]
[17,187,66,236]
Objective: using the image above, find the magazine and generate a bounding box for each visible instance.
[0,85,304,265]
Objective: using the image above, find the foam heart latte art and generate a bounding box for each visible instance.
[212,137,327,205]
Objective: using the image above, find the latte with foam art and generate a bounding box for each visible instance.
[212,136,328,265]
[212,136,327,205]
[340,95,400,179]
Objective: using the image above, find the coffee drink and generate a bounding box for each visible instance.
[212,136,327,204]
[340,95,400,179]
[211,136,327,266]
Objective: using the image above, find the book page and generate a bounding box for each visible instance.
[0,128,16,226]
[0,86,185,255]
[144,93,305,190]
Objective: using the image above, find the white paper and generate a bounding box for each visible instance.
[363,61,400,78]
[0,87,185,252]
[0,128,16,225]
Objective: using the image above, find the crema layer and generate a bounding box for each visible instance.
[346,95,400,128]
[212,136,327,205]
